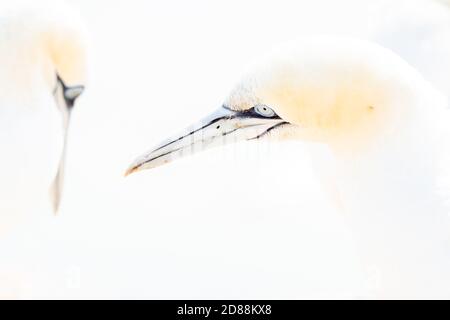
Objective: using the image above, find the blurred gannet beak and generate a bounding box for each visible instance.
[125,106,287,175]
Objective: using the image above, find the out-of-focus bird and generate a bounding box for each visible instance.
[126,37,450,298]
[0,1,87,232]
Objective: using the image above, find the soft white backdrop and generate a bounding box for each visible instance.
[1,0,449,298]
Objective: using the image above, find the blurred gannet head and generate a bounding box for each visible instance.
[0,1,88,212]
[126,37,435,174]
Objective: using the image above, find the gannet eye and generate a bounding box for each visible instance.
[254,105,275,117]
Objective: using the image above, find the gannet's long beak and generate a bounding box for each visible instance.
[50,75,84,213]
[125,106,287,175]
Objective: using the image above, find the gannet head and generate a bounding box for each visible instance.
[1,1,88,212]
[126,36,433,175]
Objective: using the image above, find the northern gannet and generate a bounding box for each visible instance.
[0,2,87,232]
[126,37,450,298]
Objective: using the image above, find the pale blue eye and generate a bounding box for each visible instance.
[254,105,275,117]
